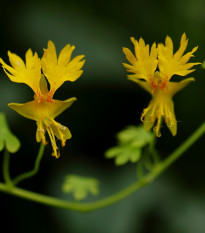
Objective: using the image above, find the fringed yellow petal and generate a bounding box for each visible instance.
[8,51,25,69]
[58,44,75,66]
[122,63,137,73]
[158,33,200,81]
[180,47,199,64]
[164,36,173,57]
[122,47,137,65]
[0,49,42,97]
[42,41,58,66]
[41,41,85,98]
[122,37,158,82]
[174,33,188,59]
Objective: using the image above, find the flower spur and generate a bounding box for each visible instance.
[0,41,85,158]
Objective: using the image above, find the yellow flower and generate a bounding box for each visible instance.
[123,33,200,136]
[0,41,85,158]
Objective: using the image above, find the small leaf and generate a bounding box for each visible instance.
[0,113,21,153]
[105,125,155,166]
[89,185,99,195]
[115,153,130,165]
[130,149,141,162]
[105,146,122,158]
[5,133,21,153]
[62,175,100,201]
[117,125,153,147]
[74,188,87,201]
[113,147,141,166]
[201,60,205,69]
[62,182,74,193]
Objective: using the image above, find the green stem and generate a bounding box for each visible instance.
[12,143,44,186]
[149,138,160,164]
[0,122,204,212]
[143,151,153,171]
[151,147,161,164]
[156,122,205,174]
[2,149,12,186]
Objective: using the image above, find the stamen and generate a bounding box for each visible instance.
[153,117,162,137]
[46,125,59,158]
[150,103,157,117]
[52,151,60,159]
[48,118,66,147]
[140,113,145,122]
[58,124,67,131]
[38,129,45,132]
[141,106,151,122]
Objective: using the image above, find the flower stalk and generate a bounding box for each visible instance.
[0,121,204,212]
[12,143,45,186]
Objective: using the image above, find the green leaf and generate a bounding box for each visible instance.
[201,60,205,69]
[115,152,130,165]
[74,188,87,200]
[62,175,100,201]
[117,125,153,147]
[130,149,141,162]
[89,185,99,195]
[105,146,123,158]
[105,125,154,166]
[112,147,141,166]
[0,113,20,153]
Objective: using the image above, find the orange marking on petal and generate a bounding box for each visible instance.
[150,78,158,92]
[46,89,55,102]
[160,76,168,91]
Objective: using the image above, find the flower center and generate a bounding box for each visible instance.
[150,71,168,92]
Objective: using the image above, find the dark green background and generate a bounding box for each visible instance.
[0,0,205,232]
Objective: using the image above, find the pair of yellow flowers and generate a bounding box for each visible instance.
[0,33,200,158]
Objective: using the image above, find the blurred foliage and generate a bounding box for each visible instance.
[62,175,99,200]
[201,60,205,69]
[105,125,154,165]
[0,112,20,153]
